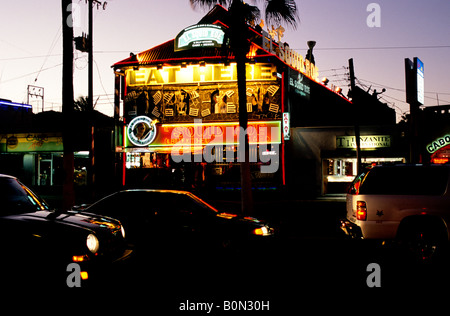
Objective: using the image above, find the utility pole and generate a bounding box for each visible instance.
[88,1,93,113]
[62,0,75,210]
[349,58,362,175]
[405,57,423,164]
[88,0,95,195]
[87,1,106,196]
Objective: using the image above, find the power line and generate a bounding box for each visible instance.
[357,78,450,101]
[0,50,142,62]
[34,26,62,83]
[94,59,114,109]
[292,45,450,51]
[0,63,62,84]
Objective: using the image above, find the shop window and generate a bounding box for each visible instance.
[325,159,355,181]
[323,157,405,194]
[126,152,171,169]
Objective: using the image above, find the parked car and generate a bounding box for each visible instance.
[76,189,274,254]
[0,174,131,286]
[341,164,450,260]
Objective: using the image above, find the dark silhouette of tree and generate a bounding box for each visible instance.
[74,96,90,112]
[190,0,298,214]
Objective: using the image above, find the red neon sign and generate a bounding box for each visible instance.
[125,121,281,148]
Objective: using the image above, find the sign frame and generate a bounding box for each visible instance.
[174,24,226,52]
[127,116,158,147]
[336,135,391,149]
[415,57,424,105]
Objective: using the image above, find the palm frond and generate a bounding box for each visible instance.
[264,0,299,29]
[229,1,261,26]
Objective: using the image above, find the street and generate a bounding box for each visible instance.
[83,194,450,311]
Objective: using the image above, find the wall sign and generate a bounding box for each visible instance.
[0,133,63,152]
[175,24,226,52]
[126,63,276,86]
[127,116,158,147]
[282,112,290,140]
[336,135,391,149]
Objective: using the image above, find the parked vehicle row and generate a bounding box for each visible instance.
[1,174,274,287]
[0,174,131,286]
[76,189,274,252]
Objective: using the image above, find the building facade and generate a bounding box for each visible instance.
[112,5,401,196]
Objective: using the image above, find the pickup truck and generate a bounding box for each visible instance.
[341,164,450,260]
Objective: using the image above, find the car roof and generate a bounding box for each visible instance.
[372,164,450,169]
[0,174,17,180]
[118,189,192,195]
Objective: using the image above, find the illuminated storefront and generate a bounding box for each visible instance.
[112,5,376,195]
[113,57,285,189]
[0,107,114,196]
[324,134,404,193]
[112,6,302,191]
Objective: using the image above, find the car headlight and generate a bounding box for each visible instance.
[252,226,271,236]
[86,233,100,253]
[120,225,126,239]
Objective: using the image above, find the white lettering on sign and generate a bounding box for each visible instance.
[283,112,290,140]
[289,73,311,96]
[175,24,225,51]
[126,63,276,86]
[427,134,450,154]
[261,29,319,82]
[336,135,391,149]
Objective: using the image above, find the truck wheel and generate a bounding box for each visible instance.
[397,221,447,262]
[409,230,439,261]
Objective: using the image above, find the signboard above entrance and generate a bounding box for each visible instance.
[175,24,226,52]
[336,135,391,149]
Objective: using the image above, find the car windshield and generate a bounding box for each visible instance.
[0,177,50,215]
[186,193,220,214]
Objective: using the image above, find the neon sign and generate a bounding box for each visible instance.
[427,134,450,154]
[127,116,157,147]
[175,24,226,51]
[126,63,276,86]
[282,112,290,140]
[125,120,281,148]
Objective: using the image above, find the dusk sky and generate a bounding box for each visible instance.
[1,0,450,122]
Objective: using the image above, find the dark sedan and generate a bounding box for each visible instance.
[78,189,274,253]
[0,174,130,286]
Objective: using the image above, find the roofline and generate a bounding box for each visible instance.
[111,4,351,104]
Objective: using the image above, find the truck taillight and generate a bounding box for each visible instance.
[356,201,367,221]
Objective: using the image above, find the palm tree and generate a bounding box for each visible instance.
[190,0,298,214]
[74,96,90,112]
